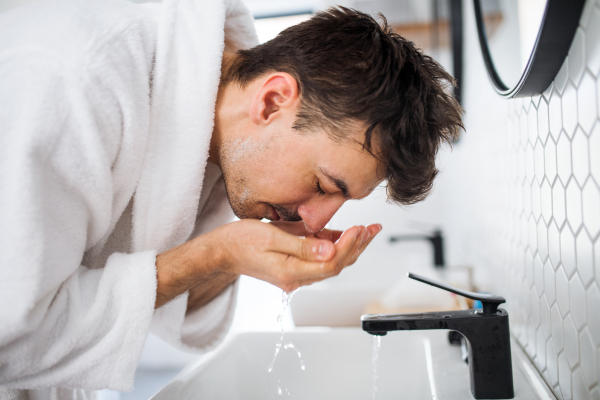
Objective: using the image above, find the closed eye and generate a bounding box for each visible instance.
[315,181,326,196]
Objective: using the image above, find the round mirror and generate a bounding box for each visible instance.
[474,0,585,98]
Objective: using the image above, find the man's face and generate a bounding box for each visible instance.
[219,125,383,234]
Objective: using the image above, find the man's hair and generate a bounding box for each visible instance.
[224,7,464,205]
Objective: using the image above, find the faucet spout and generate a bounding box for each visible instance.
[362,310,513,399]
[361,273,515,399]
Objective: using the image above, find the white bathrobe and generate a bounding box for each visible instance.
[0,0,258,397]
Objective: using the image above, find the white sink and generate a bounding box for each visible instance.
[151,328,436,399]
[151,328,555,400]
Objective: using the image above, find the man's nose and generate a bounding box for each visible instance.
[297,196,346,233]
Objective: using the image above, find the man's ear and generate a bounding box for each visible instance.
[249,73,299,125]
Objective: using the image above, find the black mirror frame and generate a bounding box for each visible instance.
[474,0,586,98]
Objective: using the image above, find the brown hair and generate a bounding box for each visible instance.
[224,7,464,205]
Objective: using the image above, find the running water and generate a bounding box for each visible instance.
[371,335,382,400]
[275,380,291,397]
[268,289,306,397]
[268,289,301,373]
[283,343,305,371]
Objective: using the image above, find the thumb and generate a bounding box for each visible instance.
[268,230,336,262]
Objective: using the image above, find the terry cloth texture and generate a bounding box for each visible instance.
[0,0,258,398]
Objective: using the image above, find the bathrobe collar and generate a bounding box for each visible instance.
[132,0,258,253]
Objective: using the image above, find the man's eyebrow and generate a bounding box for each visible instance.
[320,168,351,199]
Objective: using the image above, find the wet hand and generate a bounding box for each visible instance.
[209,219,382,292]
[268,220,344,242]
[269,220,380,267]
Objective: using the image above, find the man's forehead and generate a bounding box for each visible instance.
[334,135,385,182]
[328,121,384,170]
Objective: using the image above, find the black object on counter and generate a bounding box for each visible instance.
[389,229,445,268]
[361,272,514,399]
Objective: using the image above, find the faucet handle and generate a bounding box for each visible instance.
[408,272,506,315]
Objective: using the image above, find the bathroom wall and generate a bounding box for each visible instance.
[439,0,600,398]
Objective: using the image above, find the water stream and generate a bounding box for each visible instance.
[371,335,382,400]
[268,289,305,397]
[282,343,305,371]
[268,289,300,372]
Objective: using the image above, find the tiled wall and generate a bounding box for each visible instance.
[444,1,600,398]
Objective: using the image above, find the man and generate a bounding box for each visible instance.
[0,0,462,397]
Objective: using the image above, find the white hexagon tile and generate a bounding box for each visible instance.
[445,0,600,398]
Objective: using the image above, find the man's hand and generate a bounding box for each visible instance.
[268,220,379,267]
[155,219,381,309]
[268,220,344,242]
[214,220,381,292]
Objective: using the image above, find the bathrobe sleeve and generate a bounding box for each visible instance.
[0,50,157,391]
[150,175,239,353]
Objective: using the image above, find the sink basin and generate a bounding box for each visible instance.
[150,328,555,400]
[151,328,437,399]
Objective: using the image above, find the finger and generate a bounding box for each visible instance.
[368,223,383,235]
[344,224,377,267]
[312,226,362,274]
[261,227,361,290]
[278,225,381,290]
[347,224,382,265]
[333,226,362,255]
[266,226,337,262]
[344,228,368,268]
[348,231,376,266]
[357,224,382,253]
[315,228,343,242]
[269,221,344,243]
[269,221,310,236]
[309,226,362,277]
[341,226,367,268]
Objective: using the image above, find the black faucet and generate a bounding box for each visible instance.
[389,229,445,268]
[362,273,514,399]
